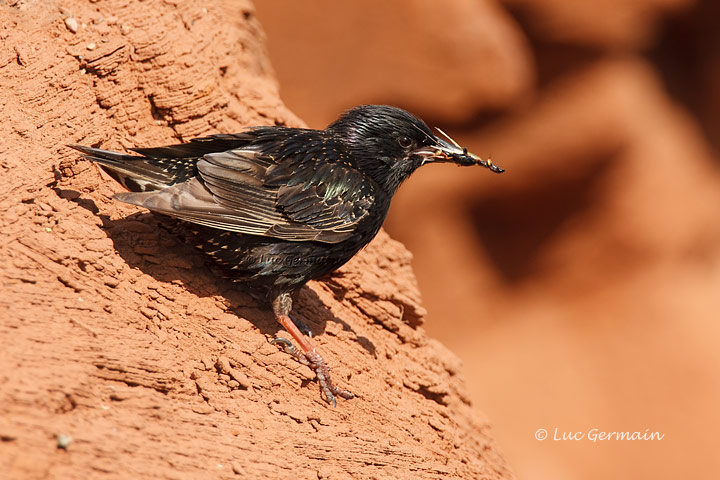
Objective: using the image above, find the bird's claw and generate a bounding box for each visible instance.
[305,350,355,407]
[270,337,354,407]
[271,337,311,366]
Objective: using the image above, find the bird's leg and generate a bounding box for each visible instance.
[290,315,313,338]
[270,293,354,407]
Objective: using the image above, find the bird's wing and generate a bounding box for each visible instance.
[265,157,375,242]
[115,148,375,244]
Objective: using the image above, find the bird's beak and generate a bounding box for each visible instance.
[412,128,504,173]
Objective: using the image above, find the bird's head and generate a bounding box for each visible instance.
[327,105,502,195]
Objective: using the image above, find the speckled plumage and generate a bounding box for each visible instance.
[70,105,502,406]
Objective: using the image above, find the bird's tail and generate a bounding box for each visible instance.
[68,135,251,193]
[68,144,185,192]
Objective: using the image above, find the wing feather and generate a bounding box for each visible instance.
[115,143,375,244]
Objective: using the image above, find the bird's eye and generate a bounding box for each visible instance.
[397,136,412,148]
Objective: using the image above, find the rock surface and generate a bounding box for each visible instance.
[0,1,512,479]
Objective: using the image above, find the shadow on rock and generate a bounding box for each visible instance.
[52,185,374,354]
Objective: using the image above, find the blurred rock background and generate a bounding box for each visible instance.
[255,1,720,479]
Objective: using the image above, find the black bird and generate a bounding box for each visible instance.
[70,105,503,406]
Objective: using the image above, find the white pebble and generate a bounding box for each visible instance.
[56,434,72,449]
[64,17,78,33]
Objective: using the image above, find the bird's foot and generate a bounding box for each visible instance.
[271,293,354,407]
[271,337,354,407]
[270,337,311,366]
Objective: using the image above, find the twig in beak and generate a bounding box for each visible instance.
[435,127,462,149]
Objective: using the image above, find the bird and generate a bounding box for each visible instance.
[70,105,503,406]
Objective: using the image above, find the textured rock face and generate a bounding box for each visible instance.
[0,1,512,479]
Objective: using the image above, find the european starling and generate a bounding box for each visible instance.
[70,105,503,406]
